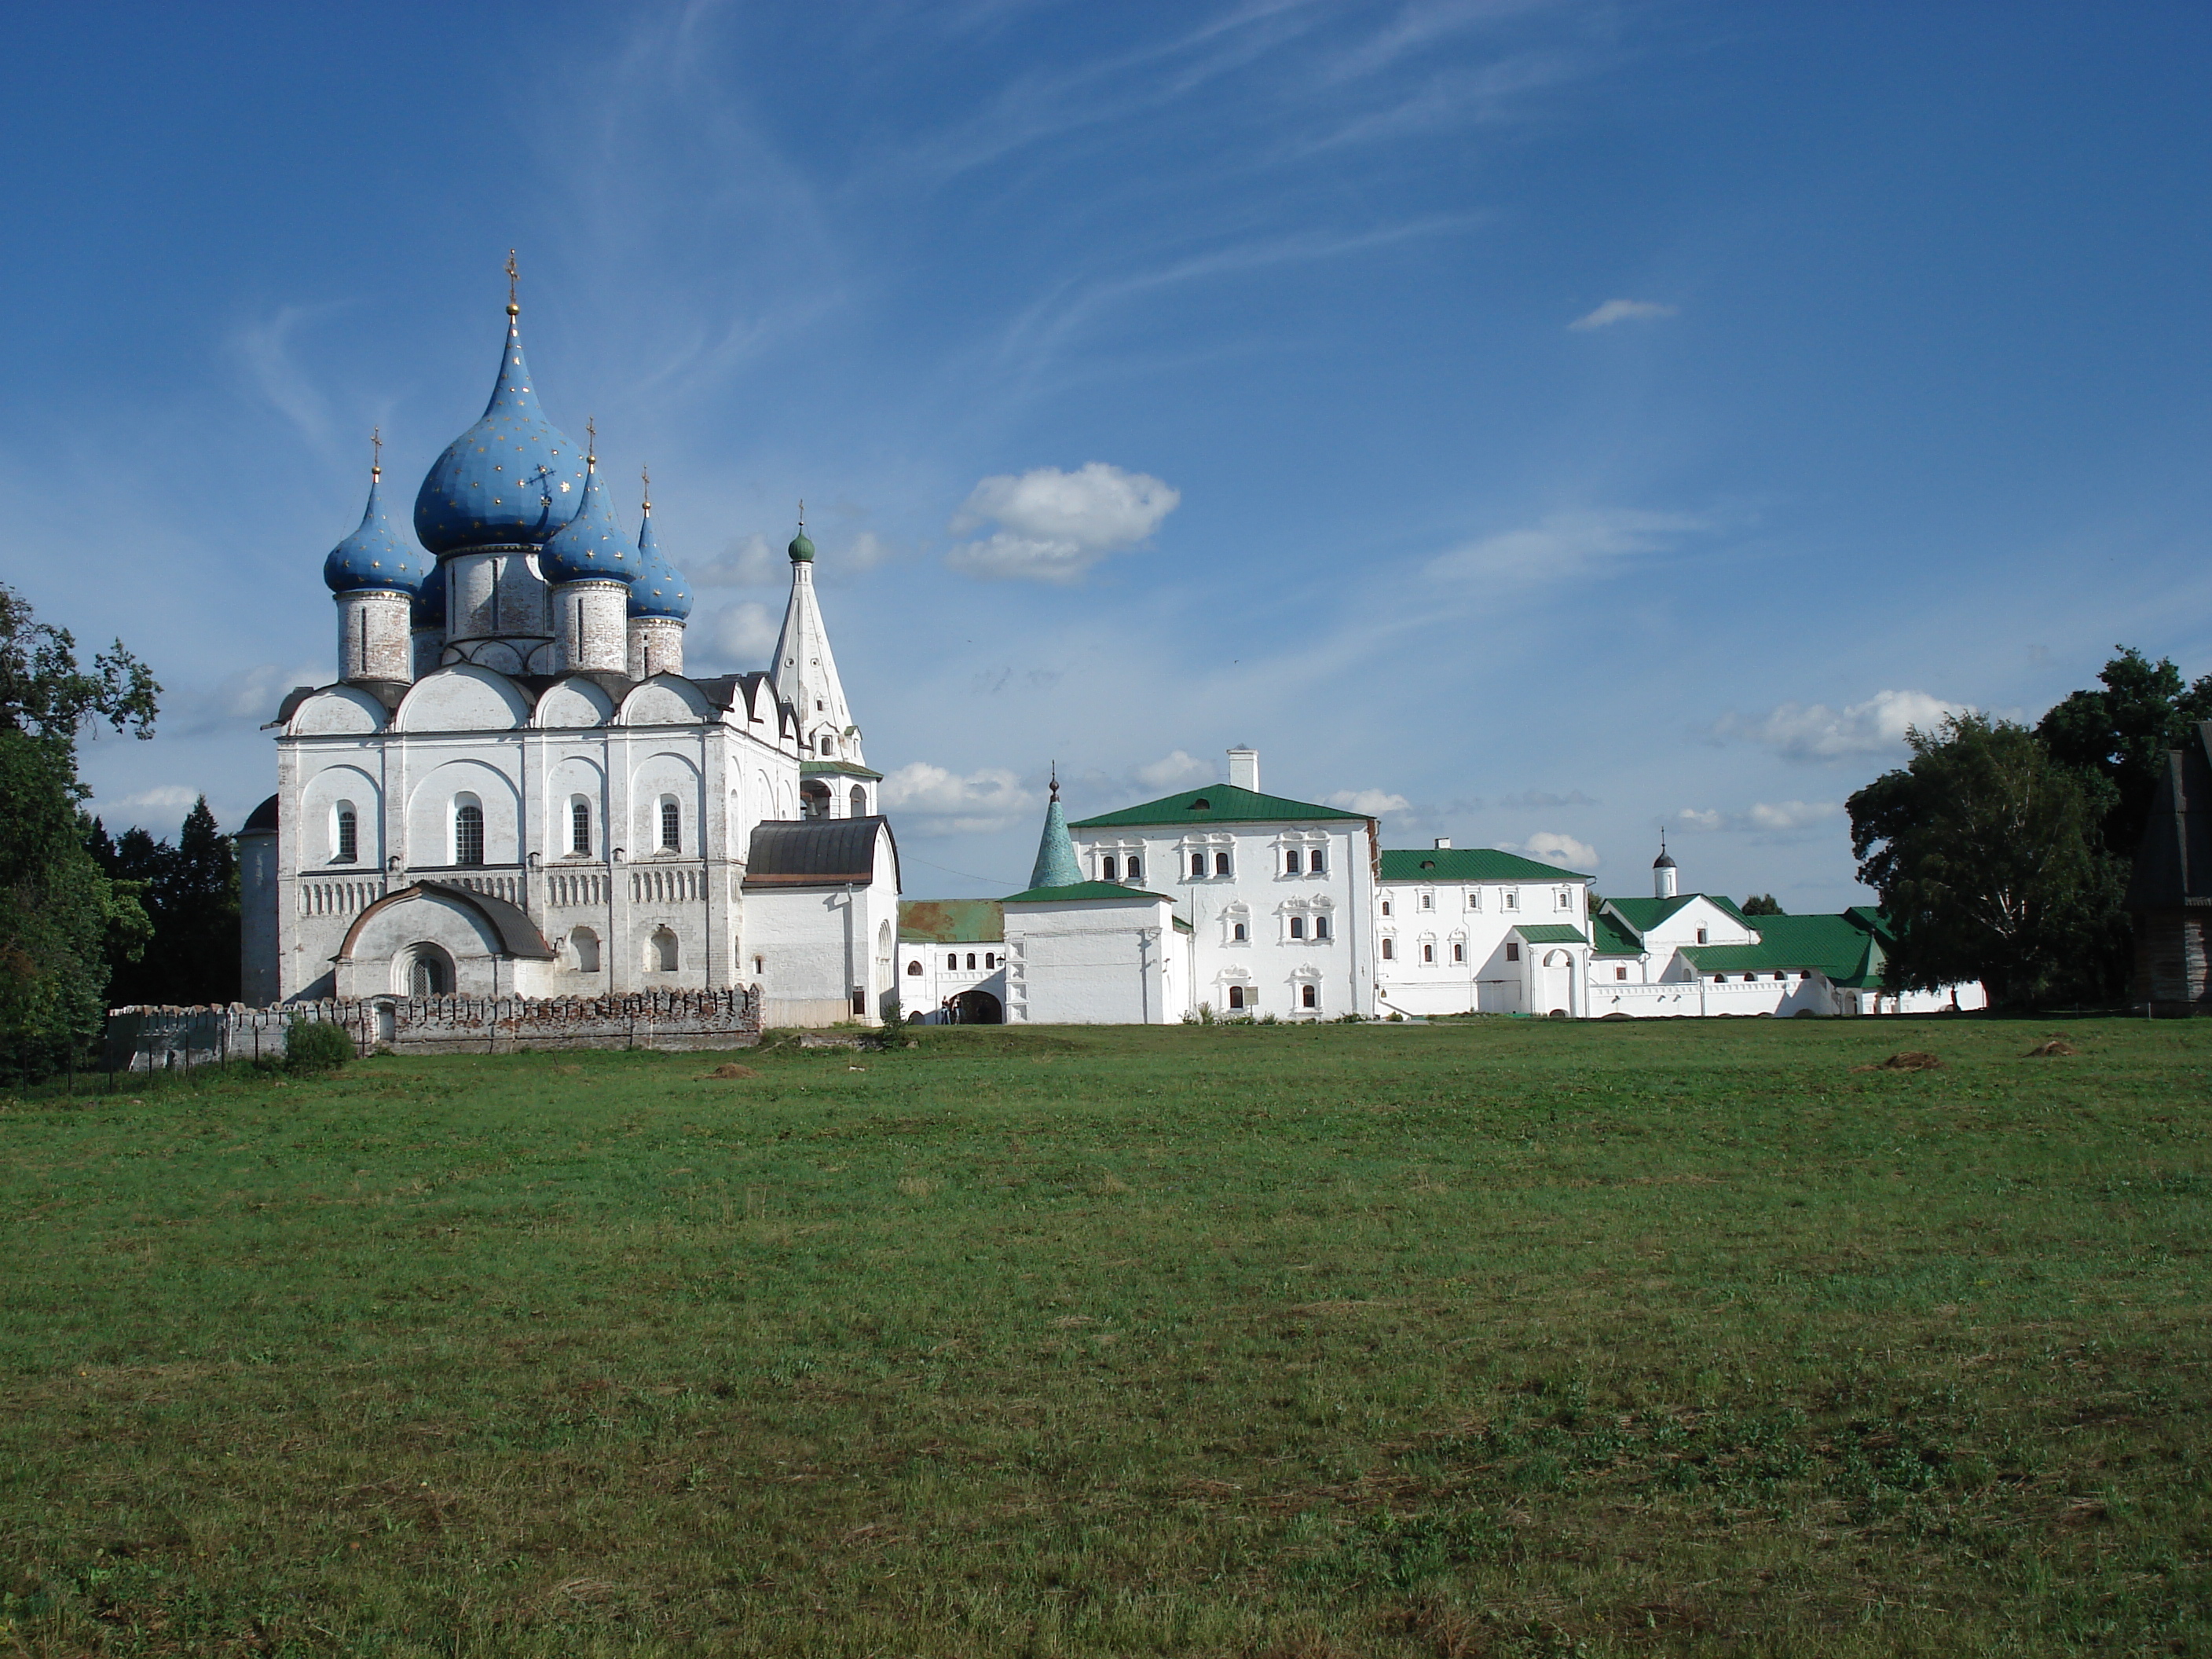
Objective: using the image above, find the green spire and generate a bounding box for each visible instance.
[1027,765,1082,889]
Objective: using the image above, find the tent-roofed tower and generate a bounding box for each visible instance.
[773,512,879,819]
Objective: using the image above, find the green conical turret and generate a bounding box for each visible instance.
[1027,768,1082,889]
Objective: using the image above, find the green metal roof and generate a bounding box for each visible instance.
[1601,895,1701,932]
[1679,914,1884,985]
[1002,880,1175,904]
[1379,848,1588,882]
[1512,923,1589,945]
[800,759,884,781]
[898,899,1004,943]
[1070,782,1369,830]
[1591,912,1643,955]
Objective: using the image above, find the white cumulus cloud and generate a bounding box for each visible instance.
[1710,690,1972,762]
[947,462,1180,584]
[1133,749,1216,790]
[881,762,1036,836]
[93,784,201,825]
[691,533,782,588]
[1326,788,1412,815]
[1569,298,1678,331]
[1426,507,1705,588]
[705,601,778,665]
[1501,830,1599,869]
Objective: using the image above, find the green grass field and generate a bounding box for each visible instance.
[2,1016,2207,1657]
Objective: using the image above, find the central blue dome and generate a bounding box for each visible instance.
[414,308,588,555]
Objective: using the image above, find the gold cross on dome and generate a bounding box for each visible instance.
[370,427,382,478]
[585,416,596,465]
[641,464,651,512]
[506,250,518,306]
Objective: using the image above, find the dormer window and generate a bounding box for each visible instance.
[1188,797,1210,811]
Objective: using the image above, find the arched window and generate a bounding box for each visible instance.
[1313,915,1330,941]
[1422,942,1435,963]
[906,960,922,976]
[1101,855,1118,881]
[1190,852,1207,878]
[801,781,831,820]
[649,927,679,972]
[1381,937,1395,960]
[569,927,601,973]
[1289,915,1306,940]
[570,798,591,856]
[1302,983,1318,1009]
[965,953,976,970]
[1126,855,1141,881]
[659,797,680,852]
[850,785,867,817]
[1382,899,1393,917]
[1452,940,1465,963]
[1419,892,1434,910]
[1226,985,1245,1010]
[1309,848,1326,873]
[1284,850,1300,875]
[334,802,357,864]
[452,797,484,866]
[819,733,835,756]
[407,944,452,998]
[1232,921,1247,943]
[947,954,958,970]
[1214,851,1232,877]
[984,952,995,969]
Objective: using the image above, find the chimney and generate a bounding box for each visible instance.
[1433,837,1452,850]
[1227,746,1260,792]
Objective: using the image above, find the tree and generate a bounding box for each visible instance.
[1741,894,1783,916]
[0,585,159,1079]
[2035,646,2212,859]
[1848,714,2125,1007]
[98,797,240,1006]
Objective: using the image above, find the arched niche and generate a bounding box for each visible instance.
[533,676,615,729]
[287,685,387,737]
[394,665,531,733]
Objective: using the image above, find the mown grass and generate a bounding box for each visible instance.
[0,1016,2207,1657]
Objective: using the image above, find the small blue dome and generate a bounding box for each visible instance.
[537,462,638,586]
[412,566,446,627]
[324,469,427,595]
[413,307,588,555]
[628,511,693,619]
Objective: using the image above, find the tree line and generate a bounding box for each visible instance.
[1848,648,2212,1008]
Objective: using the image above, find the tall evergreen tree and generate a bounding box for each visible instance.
[2036,646,2212,859]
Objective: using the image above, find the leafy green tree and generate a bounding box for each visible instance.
[1741,894,1782,916]
[0,585,159,1079]
[1848,714,2125,1007]
[2035,646,2212,859]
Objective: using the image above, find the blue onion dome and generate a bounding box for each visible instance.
[537,456,639,585]
[413,302,588,555]
[323,465,427,595]
[629,506,694,619]
[411,566,445,628]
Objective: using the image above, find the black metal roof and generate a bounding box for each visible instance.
[2126,721,2212,911]
[241,793,280,834]
[744,816,898,889]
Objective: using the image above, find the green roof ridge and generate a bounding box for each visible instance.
[1070,782,1370,830]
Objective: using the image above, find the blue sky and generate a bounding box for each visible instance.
[6,2,2208,906]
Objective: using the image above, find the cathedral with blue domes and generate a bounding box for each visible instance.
[239,273,900,1024]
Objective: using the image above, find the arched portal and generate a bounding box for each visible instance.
[951,988,1002,1024]
[800,780,832,820]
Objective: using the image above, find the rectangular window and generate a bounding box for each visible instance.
[1616,965,1628,980]
[335,807,357,864]
[1556,888,1569,910]
[1452,941,1464,963]
[1289,916,1305,939]
[1309,848,1325,873]
[1696,928,1708,944]
[1505,942,1520,962]
[454,804,484,867]
[1420,892,1434,911]
[1191,852,1207,878]
[1505,890,1520,910]
[1301,983,1317,1009]
[660,800,680,851]
[571,800,591,856]
[1126,855,1141,881]
[1214,851,1232,877]
[1467,888,1481,911]
[947,954,958,970]
[1285,850,1301,875]
[1381,938,1394,960]
[1313,915,1330,941]
[1101,855,1118,881]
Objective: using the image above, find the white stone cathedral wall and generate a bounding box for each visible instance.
[555,582,628,673]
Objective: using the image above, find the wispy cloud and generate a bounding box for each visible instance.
[1675,801,1844,834]
[1569,298,1677,331]
[1426,507,1706,588]
[1327,787,1412,815]
[1133,749,1218,790]
[881,761,1037,835]
[1500,830,1598,868]
[1708,690,1972,762]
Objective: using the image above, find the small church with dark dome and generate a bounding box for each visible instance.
[240,272,900,1026]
